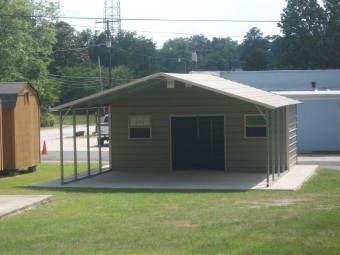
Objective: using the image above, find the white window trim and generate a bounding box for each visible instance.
[128,115,152,139]
[244,114,267,139]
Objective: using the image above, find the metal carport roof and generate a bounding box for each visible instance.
[51,73,300,111]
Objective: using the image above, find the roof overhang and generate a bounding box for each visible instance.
[274,90,340,101]
[52,73,300,111]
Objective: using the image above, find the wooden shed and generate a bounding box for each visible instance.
[0,82,40,174]
[52,73,301,187]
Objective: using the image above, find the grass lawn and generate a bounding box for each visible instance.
[0,164,339,255]
[41,113,98,128]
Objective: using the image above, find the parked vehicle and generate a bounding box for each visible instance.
[97,114,109,146]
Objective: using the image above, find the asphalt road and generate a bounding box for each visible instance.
[40,125,109,162]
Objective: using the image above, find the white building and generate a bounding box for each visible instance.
[194,70,340,152]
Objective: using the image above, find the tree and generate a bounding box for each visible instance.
[207,37,239,71]
[54,65,136,104]
[243,49,268,71]
[239,27,270,70]
[158,37,192,73]
[88,30,157,77]
[49,21,90,74]
[0,0,60,106]
[322,0,340,68]
[278,0,326,69]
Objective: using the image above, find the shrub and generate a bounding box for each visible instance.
[40,112,55,127]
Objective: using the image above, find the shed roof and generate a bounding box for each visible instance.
[51,73,300,111]
[0,82,37,108]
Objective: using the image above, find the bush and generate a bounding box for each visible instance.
[40,112,55,127]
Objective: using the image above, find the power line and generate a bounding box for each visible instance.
[0,14,279,23]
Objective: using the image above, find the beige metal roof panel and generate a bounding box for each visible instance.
[164,73,300,109]
[52,72,300,111]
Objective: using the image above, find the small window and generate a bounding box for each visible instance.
[24,92,29,105]
[128,116,151,139]
[244,114,266,138]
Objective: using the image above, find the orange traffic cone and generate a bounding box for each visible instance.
[42,140,48,155]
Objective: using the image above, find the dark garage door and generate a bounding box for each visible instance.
[171,116,225,171]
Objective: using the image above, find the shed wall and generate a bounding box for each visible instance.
[13,87,40,169]
[110,82,268,172]
[288,105,298,168]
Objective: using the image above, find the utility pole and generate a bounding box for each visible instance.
[106,20,112,88]
[97,56,103,91]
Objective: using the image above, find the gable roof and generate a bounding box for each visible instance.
[0,82,38,108]
[51,73,300,111]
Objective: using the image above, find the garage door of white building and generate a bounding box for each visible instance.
[298,100,340,152]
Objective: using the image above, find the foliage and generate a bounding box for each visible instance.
[0,166,339,254]
[49,21,90,74]
[158,35,240,72]
[240,27,270,70]
[322,0,340,68]
[243,49,268,71]
[40,112,55,127]
[0,0,60,106]
[53,65,136,105]
[158,37,193,73]
[278,0,327,69]
[87,30,157,77]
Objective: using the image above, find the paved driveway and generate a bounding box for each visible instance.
[298,154,340,170]
[40,125,109,162]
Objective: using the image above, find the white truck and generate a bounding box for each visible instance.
[97,114,109,146]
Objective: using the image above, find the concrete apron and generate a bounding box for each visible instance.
[0,195,52,220]
[34,165,318,191]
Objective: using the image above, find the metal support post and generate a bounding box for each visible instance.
[271,110,275,181]
[86,108,91,176]
[59,111,64,184]
[73,109,78,179]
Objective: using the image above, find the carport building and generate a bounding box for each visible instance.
[52,73,300,187]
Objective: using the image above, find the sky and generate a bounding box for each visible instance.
[57,0,325,47]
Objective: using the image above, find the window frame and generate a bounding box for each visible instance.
[128,115,152,139]
[244,114,267,139]
[24,92,30,105]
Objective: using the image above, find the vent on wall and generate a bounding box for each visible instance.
[167,79,175,89]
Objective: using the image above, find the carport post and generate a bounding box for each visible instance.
[86,108,91,176]
[59,111,64,184]
[277,108,281,177]
[271,110,275,181]
[266,109,270,187]
[281,107,288,173]
[73,109,78,179]
[97,107,102,172]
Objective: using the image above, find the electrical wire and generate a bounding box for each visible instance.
[0,14,280,23]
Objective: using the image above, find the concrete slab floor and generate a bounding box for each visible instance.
[34,165,318,191]
[0,195,52,220]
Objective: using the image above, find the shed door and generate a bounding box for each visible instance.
[171,116,225,170]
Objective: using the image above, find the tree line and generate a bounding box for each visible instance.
[0,0,339,108]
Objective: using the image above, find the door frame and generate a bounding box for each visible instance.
[169,114,226,172]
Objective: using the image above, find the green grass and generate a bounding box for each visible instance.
[42,113,98,128]
[41,113,104,129]
[0,165,339,255]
